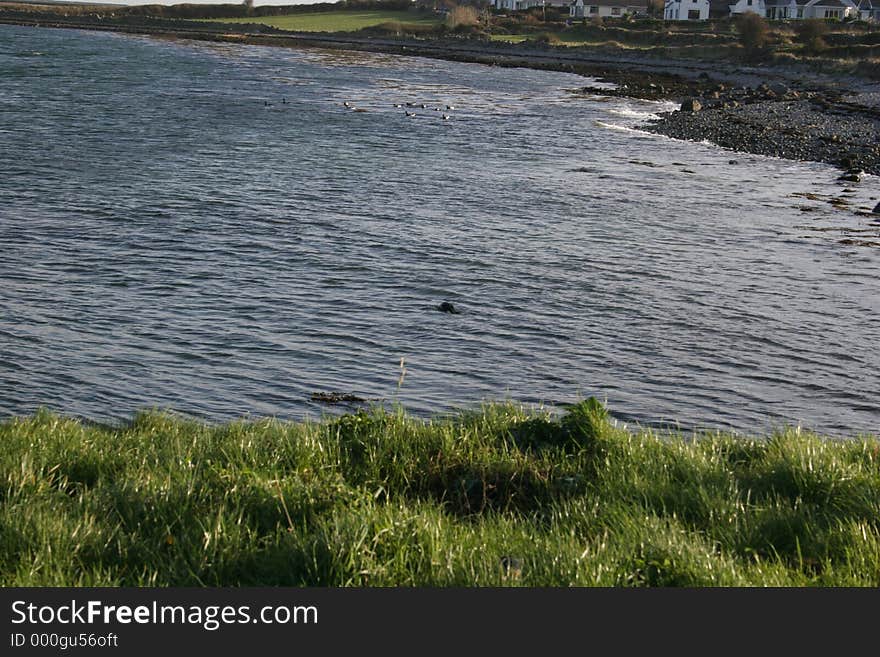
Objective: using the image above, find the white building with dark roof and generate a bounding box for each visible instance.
[493,0,570,10]
[803,0,858,17]
[791,0,811,18]
[664,0,711,19]
[569,0,649,17]
[764,0,798,18]
[858,0,880,19]
[698,0,857,14]
[727,0,767,15]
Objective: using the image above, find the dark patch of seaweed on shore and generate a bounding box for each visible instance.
[311,391,373,405]
[839,239,880,247]
[794,226,880,233]
[794,222,880,247]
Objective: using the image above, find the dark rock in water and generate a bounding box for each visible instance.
[838,170,862,183]
[311,391,367,404]
[768,82,789,97]
[681,98,702,113]
[873,202,880,215]
[728,159,739,165]
[437,301,460,314]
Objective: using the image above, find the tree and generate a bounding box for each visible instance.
[796,18,828,54]
[446,5,480,28]
[647,0,665,17]
[736,12,770,56]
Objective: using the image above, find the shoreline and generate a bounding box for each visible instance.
[4,17,880,176]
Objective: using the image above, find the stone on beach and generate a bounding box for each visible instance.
[838,169,862,183]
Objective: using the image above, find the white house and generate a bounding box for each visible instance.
[727,0,767,15]
[494,0,570,9]
[699,0,856,15]
[857,0,880,19]
[569,0,649,17]
[802,0,858,17]
[764,0,797,18]
[790,0,811,17]
[664,0,711,19]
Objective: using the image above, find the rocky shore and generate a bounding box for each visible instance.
[576,73,880,177]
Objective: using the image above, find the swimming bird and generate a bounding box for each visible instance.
[446,105,455,110]
[437,301,460,314]
[343,101,352,108]
[442,114,450,120]
[405,111,416,117]
[394,103,402,108]
[420,103,427,109]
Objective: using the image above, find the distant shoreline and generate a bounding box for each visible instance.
[3,16,880,175]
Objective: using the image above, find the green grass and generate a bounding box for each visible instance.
[486,32,695,53]
[203,10,440,33]
[1,401,878,586]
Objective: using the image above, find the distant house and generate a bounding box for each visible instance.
[664,0,711,19]
[792,0,812,17]
[727,0,767,15]
[493,0,570,9]
[764,0,798,18]
[803,0,858,17]
[706,0,761,16]
[569,0,649,17]
[857,0,880,19]
[703,0,858,14]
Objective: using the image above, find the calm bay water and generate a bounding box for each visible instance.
[2,25,879,436]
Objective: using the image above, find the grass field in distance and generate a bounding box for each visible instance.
[204,10,441,33]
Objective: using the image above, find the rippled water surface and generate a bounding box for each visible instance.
[2,25,879,435]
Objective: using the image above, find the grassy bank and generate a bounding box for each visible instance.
[202,10,440,33]
[1,401,878,586]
